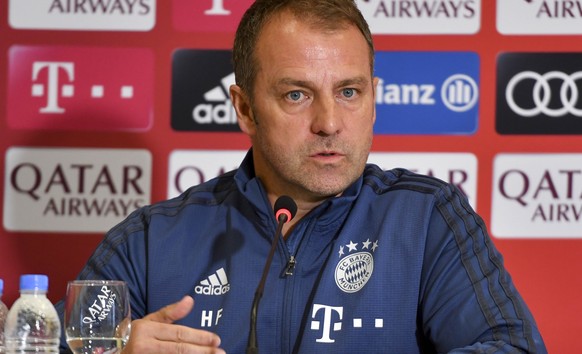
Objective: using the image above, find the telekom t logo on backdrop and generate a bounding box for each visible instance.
[173,0,254,32]
[7,46,153,131]
[32,62,75,114]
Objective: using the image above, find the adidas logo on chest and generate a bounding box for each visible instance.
[195,267,231,295]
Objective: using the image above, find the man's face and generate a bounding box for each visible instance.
[234,11,377,203]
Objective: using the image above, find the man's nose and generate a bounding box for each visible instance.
[311,96,344,136]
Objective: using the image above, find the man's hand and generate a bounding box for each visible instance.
[122,296,225,353]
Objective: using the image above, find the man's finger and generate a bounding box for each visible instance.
[128,320,222,348]
[143,295,194,324]
[151,323,222,347]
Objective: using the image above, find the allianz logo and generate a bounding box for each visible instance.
[375,74,478,112]
[193,73,237,125]
[195,267,231,296]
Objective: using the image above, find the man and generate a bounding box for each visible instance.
[58,0,546,353]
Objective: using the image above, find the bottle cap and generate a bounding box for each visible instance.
[20,274,49,291]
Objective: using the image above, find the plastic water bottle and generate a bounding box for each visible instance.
[4,275,60,354]
[0,279,9,354]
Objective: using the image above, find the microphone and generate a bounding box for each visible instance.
[247,195,297,354]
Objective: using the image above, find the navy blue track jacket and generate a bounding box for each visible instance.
[58,151,546,353]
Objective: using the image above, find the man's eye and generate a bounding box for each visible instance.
[342,88,355,98]
[287,91,303,101]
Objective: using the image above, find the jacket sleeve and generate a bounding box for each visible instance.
[419,184,547,353]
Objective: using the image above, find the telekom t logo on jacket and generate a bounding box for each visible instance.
[7,46,153,131]
[310,304,386,344]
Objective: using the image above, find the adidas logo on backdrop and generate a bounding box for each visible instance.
[171,49,240,132]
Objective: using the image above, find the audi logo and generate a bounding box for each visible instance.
[506,71,582,117]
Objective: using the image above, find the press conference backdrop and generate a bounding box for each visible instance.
[0,1,580,352]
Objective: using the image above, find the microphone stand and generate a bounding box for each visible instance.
[246,213,288,354]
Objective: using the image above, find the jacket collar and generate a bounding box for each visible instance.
[234,148,364,227]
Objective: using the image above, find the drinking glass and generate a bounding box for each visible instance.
[64,280,131,354]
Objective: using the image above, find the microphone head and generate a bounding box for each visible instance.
[274,195,297,223]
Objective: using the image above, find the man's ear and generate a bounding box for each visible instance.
[230,84,256,135]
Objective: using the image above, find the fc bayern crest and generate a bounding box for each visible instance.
[335,239,378,293]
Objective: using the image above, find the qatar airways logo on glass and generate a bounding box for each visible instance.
[7,46,153,132]
[373,52,479,134]
[491,153,582,238]
[83,286,117,324]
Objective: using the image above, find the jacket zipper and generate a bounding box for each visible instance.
[280,242,294,354]
[284,255,296,276]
